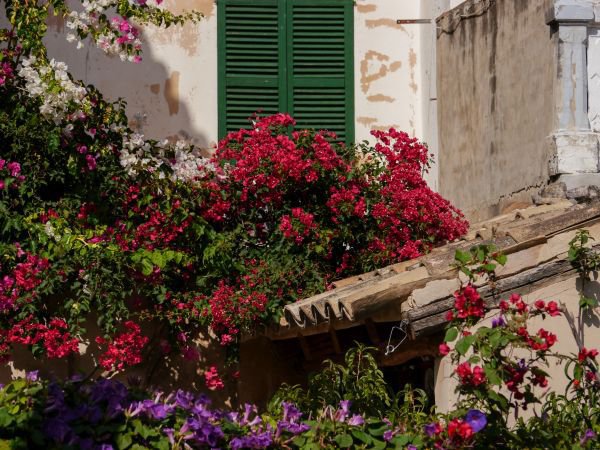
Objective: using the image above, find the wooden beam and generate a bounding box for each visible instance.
[298,335,312,361]
[329,328,342,354]
[379,335,440,367]
[408,257,578,338]
[364,319,381,345]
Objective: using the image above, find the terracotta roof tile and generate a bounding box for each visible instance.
[264,201,600,340]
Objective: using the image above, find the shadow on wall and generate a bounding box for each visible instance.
[44,12,212,149]
[0,317,236,407]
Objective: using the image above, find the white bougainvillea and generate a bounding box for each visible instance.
[120,133,214,182]
[18,57,87,122]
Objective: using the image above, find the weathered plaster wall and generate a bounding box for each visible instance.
[44,0,218,148]
[42,0,456,179]
[355,0,461,189]
[354,1,423,143]
[437,0,557,221]
[434,273,600,415]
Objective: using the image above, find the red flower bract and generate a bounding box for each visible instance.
[95,321,148,371]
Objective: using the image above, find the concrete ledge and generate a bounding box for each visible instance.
[547,0,595,24]
[549,132,600,175]
[558,173,600,190]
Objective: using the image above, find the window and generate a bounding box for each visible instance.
[218,0,354,143]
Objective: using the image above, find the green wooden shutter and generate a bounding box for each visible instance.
[286,0,354,143]
[218,0,286,137]
[218,0,354,143]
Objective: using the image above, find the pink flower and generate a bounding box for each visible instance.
[204,366,224,390]
[85,154,97,171]
[7,162,20,177]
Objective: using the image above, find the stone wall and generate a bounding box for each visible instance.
[436,0,557,221]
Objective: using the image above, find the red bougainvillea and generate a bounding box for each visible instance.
[95,321,149,371]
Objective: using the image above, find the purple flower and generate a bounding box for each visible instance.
[174,389,195,409]
[148,402,169,420]
[69,373,85,382]
[491,316,505,328]
[230,430,273,449]
[281,402,302,422]
[334,400,352,422]
[465,409,487,433]
[164,428,175,446]
[347,414,365,426]
[26,370,39,382]
[581,429,597,445]
[407,446,417,450]
[424,423,440,437]
[43,417,72,443]
[383,430,394,442]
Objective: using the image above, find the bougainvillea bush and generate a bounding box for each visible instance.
[0,256,598,449]
[0,0,468,380]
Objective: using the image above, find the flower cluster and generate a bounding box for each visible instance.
[0,61,13,86]
[279,208,318,244]
[7,317,79,359]
[66,5,143,62]
[0,250,49,312]
[0,159,24,191]
[448,284,485,321]
[455,362,486,387]
[204,366,224,391]
[18,57,87,121]
[424,410,487,448]
[0,376,339,449]
[200,280,269,345]
[95,321,149,371]
[119,133,214,182]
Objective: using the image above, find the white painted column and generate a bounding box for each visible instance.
[588,28,600,132]
[547,1,600,181]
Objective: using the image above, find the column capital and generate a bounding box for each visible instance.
[546,0,595,25]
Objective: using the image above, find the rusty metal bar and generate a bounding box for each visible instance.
[396,19,432,25]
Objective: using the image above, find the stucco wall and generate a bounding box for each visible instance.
[44,0,219,149]
[40,1,458,187]
[436,0,557,221]
[434,273,600,415]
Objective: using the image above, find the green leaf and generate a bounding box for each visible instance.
[351,429,372,445]
[455,335,475,355]
[476,247,485,263]
[334,434,353,448]
[150,251,165,268]
[444,327,459,342]
[483,263,497,272]
[115,433,132,450]
[455,250,470,264]
[568,247,578,262]
[484,366,502,385]
[495,253,507,265]
[487,389,509,410]
[580,296,599,308]
[140,258,154,276]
